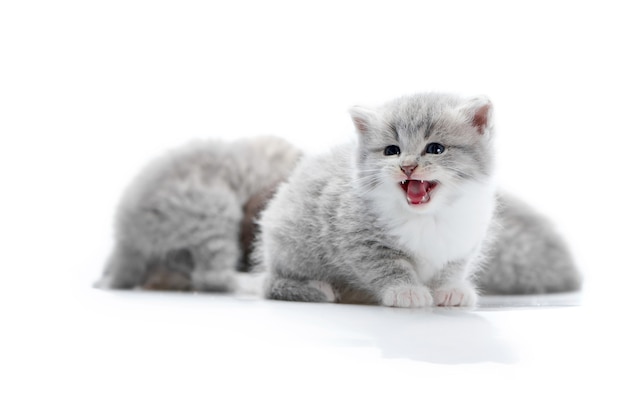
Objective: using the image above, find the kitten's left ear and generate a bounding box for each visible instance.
[460,96,493,135]
[349,106,377,136]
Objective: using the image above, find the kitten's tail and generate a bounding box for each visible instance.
[477,192,582,294]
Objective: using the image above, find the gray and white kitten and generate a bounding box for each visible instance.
[99,136,301,292]
[257,93,498,307]
[257,94,582,306]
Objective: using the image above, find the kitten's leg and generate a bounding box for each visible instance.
[265,271,337,303]
[190,234,241,292]
[187,189,244,292]
[364,258,433,308]
[431,260,478,307]
[100,244,149,289]
[265,255,428,306]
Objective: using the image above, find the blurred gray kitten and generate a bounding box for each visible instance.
[99,136,301,292]
[481,192,581,294]
[257,93,580,307]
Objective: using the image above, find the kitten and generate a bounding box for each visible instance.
[99,136,301,292]
[257,93,497,307]
[480,192,581,294]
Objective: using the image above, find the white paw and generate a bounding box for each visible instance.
[433,283,478,307]
[309,280,337,303]
[381,284,433,308]
[232,272,265,297]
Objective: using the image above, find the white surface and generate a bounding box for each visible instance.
[1,289,620,417]
[1,1,625,416]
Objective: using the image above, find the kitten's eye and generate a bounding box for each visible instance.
[425,143,445,154]
[384,145,401,156]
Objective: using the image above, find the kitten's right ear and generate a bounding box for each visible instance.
[349,106,376,136]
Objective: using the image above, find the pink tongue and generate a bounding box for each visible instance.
[406,180,429,204]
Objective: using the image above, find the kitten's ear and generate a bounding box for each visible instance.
[349,106,377,135]
[460,96,493,135]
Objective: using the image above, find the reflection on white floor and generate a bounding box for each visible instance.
[3,286,621,417]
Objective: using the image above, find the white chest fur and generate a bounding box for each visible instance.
[371,181,496,279]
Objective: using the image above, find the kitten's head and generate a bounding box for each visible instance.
[350,93,495,213]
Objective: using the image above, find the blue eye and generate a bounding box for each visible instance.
[425,143,445,154]
[384,145,401,156]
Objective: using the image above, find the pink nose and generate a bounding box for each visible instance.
[401,165,417,177]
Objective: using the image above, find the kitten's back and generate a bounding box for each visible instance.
[101,136,301,291]
[477,192,582,294]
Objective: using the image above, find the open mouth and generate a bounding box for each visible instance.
[400,179,438,205]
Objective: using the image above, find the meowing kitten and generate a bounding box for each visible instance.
[99,136,301,292]
[257,93,497,307]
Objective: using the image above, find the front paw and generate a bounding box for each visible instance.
[381,284,433,308]
[433,282,477,307]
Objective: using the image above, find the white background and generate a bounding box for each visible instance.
[1,1,625,416]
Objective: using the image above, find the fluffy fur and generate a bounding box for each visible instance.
[99,96,581,301]
[99,136,301,292]
[479,192,581,294]
[257,93,498,307]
